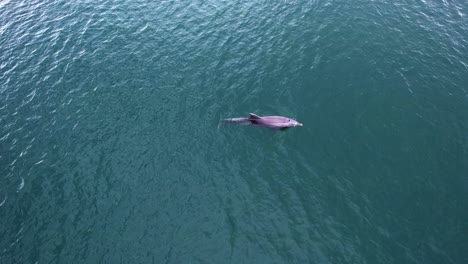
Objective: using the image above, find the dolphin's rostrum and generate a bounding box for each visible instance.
[221,113,303,129]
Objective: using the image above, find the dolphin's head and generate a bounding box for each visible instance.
[286,118,303,127]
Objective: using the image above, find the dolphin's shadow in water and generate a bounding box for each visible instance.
[217,122,292,132]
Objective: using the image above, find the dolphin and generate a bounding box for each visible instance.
[221,113,303,129]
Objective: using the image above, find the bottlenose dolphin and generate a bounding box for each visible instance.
[221,113,303,129]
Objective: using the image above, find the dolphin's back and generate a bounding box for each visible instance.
[258,116,289,123]
[221,117,250,123]
[220,113,302,128]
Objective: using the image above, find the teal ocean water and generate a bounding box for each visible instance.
[1,0,467,263]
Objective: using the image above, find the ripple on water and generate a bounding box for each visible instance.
[0,195,7,208]
[16,177,24,193]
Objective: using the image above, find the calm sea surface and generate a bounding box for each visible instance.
[1,0,467,263]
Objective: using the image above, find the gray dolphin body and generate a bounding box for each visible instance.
[221,113,303,129]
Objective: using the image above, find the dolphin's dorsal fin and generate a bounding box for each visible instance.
[249,113,261,119]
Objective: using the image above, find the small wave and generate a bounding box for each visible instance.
[0,195,7,207]
[16,177,25,192]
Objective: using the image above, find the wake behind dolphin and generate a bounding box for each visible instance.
[221,113,302,129]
